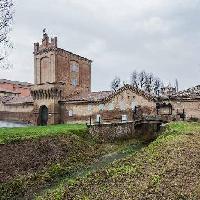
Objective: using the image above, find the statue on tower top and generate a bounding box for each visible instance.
[43,28,48,38]
[42,28,49,45]
[43,28,46,35]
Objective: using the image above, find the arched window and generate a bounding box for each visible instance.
[71,62,79,72]
[40,57,50,83]
[70,61,79,87]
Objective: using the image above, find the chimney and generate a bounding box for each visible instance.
[34,42,39,54]
[51,37,57,48]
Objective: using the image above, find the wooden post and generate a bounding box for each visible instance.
[156,107,159,115]
[183,109,185,121]
[90,116,92,125]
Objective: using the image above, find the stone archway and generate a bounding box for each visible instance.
[38,105,48,126]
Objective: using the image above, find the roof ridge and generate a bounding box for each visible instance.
[0,79,33,86]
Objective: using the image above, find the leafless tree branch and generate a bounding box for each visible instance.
[111,76,121,92]
[0,0,14,68]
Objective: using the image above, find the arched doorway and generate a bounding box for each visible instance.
[38,105,48,126]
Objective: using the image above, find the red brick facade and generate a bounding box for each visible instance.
[30,32,93,125]
[34,32,92,96]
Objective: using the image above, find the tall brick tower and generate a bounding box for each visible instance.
[31,30,92,125]
[33,30,92,94]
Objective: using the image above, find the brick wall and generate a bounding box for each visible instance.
[34,34,92,97]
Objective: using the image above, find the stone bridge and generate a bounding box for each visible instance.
[87,119,163,143]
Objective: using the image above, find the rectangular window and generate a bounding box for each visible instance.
[131,101,138,110]
[71,79,78,87]
[69,110,73,117]
[96,114,101,123]
[98,104,104,111]
[108,102,114,111]
[122,115,128,122]
[88,104,93,112]
[120,101,126,110]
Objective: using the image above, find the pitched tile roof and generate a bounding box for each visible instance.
[167,85,200,100]
[178,85,200,97]
[0,79,33,87]
[66,91,113,102]
[0,87,20,94]
[64,84,155,103]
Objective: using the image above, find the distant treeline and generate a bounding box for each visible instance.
[111,70,178,96]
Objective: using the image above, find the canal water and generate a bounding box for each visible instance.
[0,121,30,128]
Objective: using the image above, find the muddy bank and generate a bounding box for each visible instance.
[0,135,94,182]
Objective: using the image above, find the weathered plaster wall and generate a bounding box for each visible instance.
[0,100,33,123]
[63,89,156,123]
[0,111,33,123]
[0,102,33,113]
[171,100,200,119]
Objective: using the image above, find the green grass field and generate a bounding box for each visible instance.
[0,123,141,199]
[0,124,87,144]
[2,122,200,199]
[36,122,200,200]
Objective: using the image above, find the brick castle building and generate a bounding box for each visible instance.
[0,31,200,125]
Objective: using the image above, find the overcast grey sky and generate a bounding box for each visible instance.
[1,0,200,91]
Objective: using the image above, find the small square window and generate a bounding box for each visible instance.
[69,110,73,117]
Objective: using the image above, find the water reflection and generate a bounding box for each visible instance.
[0,121,31,128]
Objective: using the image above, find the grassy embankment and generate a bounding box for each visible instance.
[0,124,87,144]
[0,124,141,200]
[36,122,200,200]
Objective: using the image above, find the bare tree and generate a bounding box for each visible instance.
[144,73,154,93]
[130,69,164,96]
[0,0,14,68]
[130,70,138,89]
[138,70,146,90]
[111,76,121,92]
[153,77,162,96]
